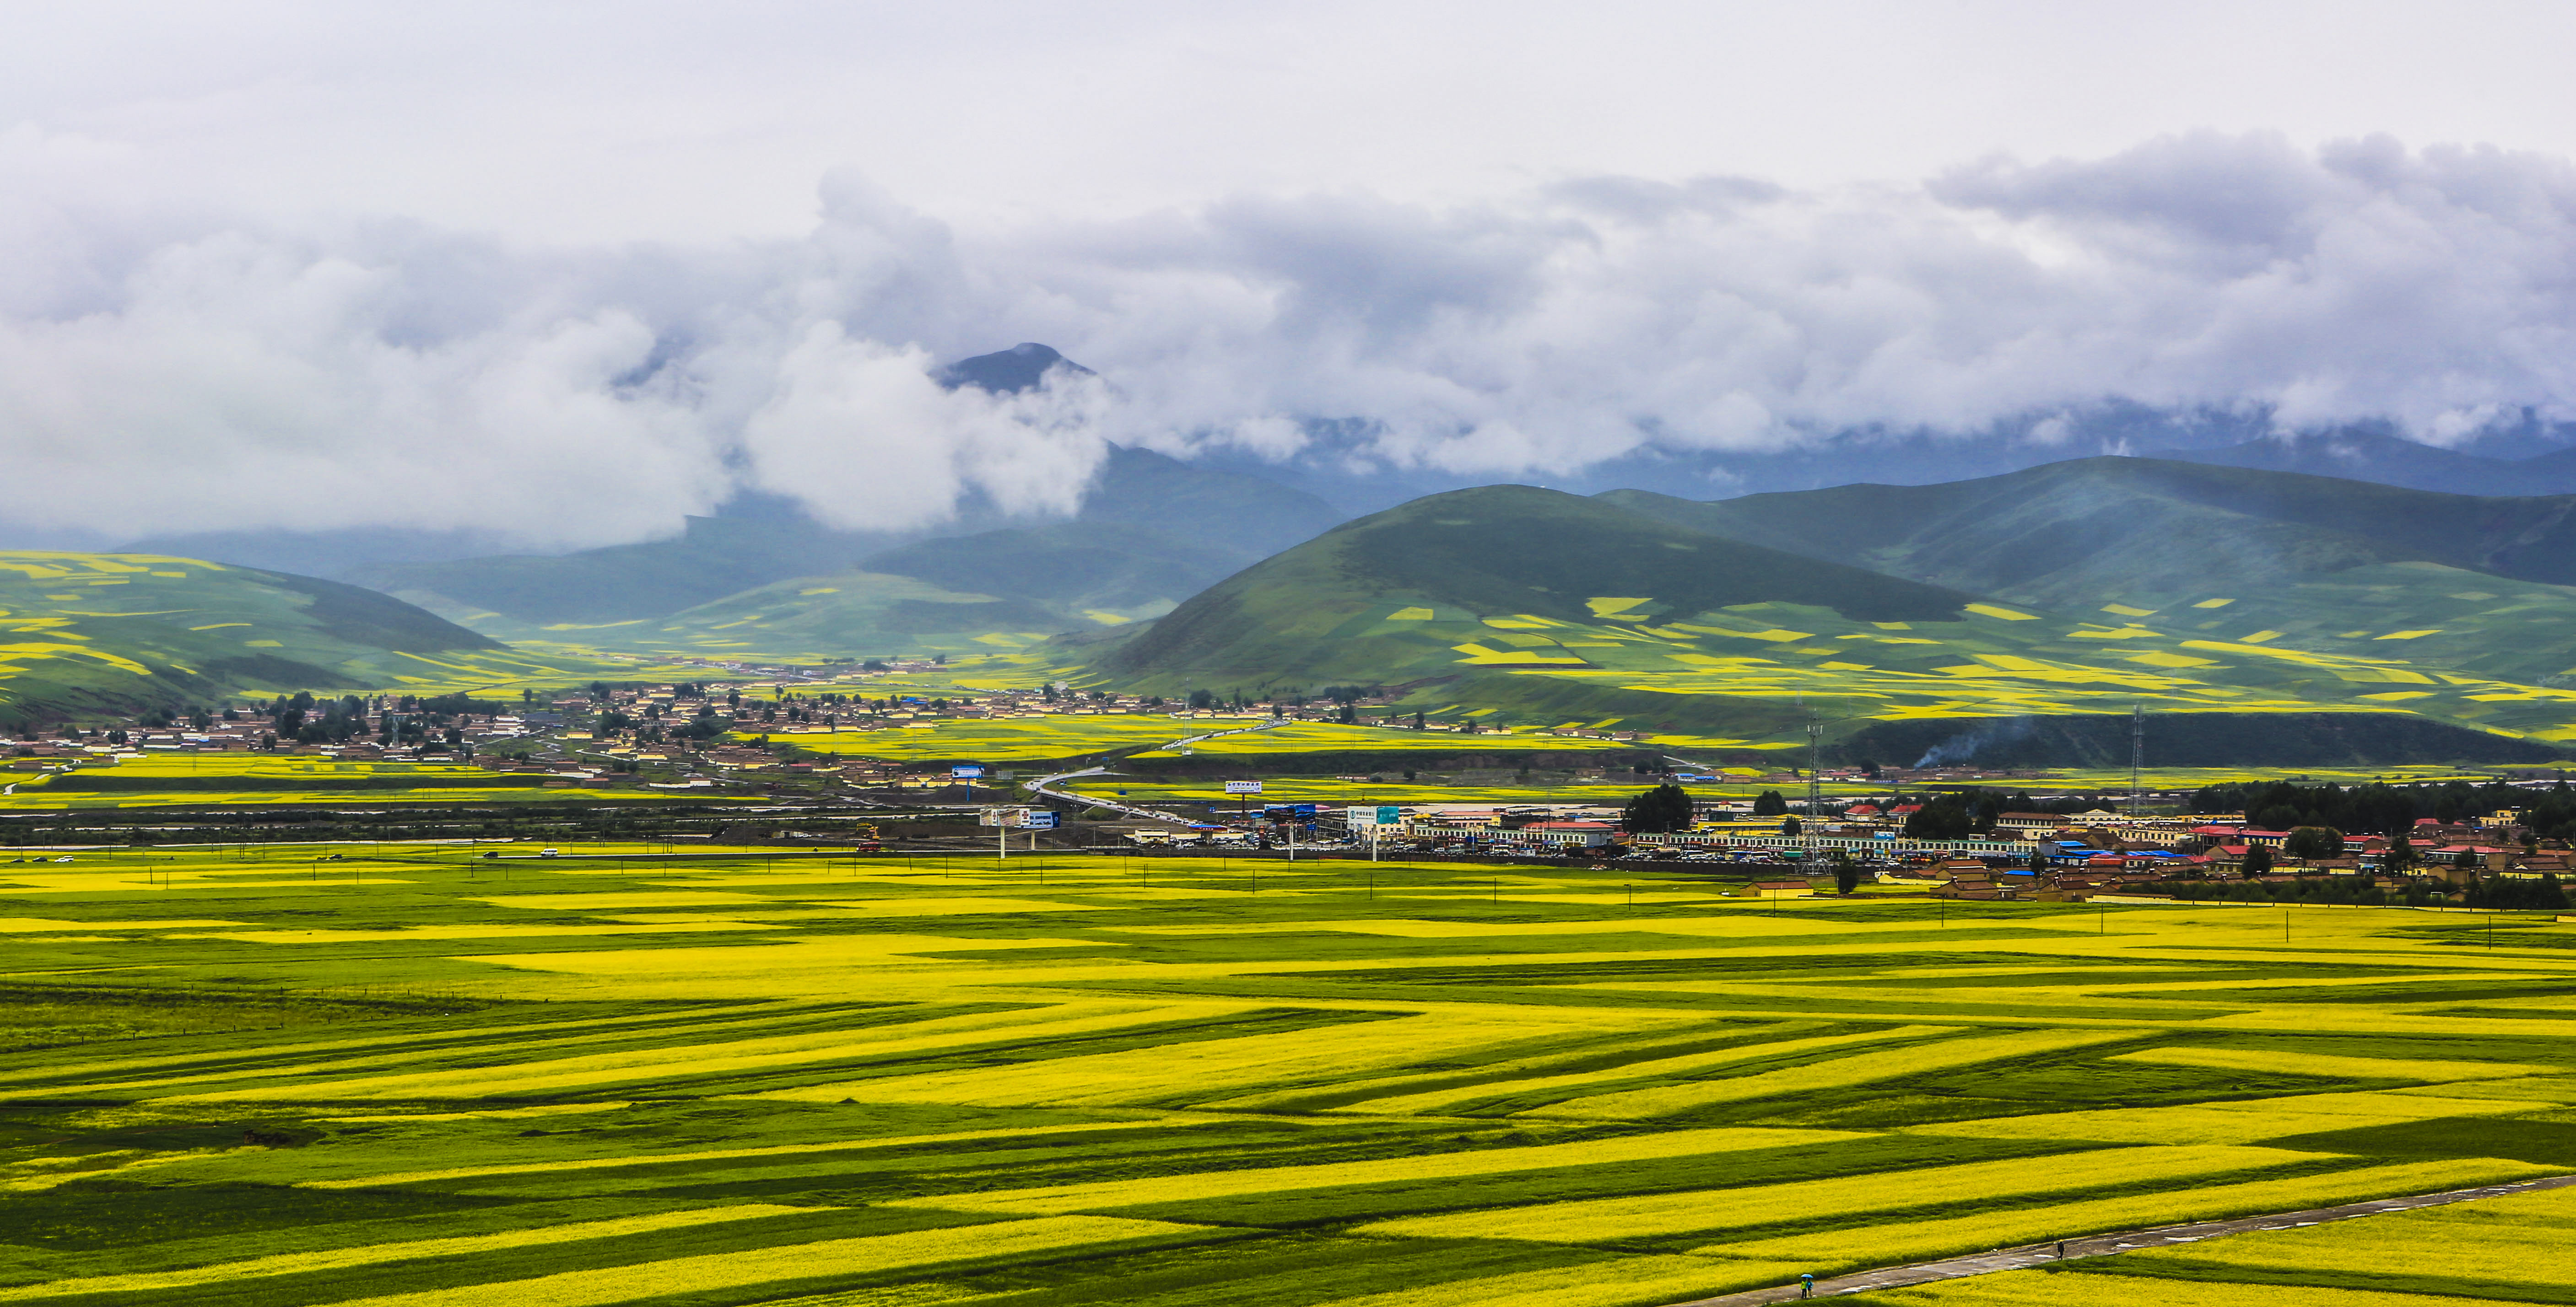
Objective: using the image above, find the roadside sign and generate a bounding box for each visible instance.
[1377,806,1402,825]
[1224,780,1264,795]
[978,807,1028,826]
[1023,810,1060,829]
[950,764,985,779]
[1291,804,1316,817]
[1346,806,1379,826]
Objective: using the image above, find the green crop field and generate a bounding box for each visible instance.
[0,756,728,812]
[6,845,2576,1304]
[1857,1179,2576,1304]
[768,716,1669,766]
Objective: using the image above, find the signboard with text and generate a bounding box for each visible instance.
[1023,810,1060,829]
[950,764,986,779]
[1224,780,1264,795]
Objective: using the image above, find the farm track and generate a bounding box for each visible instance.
[1025,719,1290,821]
[1664,1171,2576,1304]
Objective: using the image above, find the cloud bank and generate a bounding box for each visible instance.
[5,131,2576,549]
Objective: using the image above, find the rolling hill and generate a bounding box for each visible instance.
[0,553,580,725]
[360,446,1344,627]
[2154,429,2576,496]
[1598,456,2576,689]
[1603,456,2576,599]
[1102,484,1978,685]
[1082,482,2576,765]
[420,568,1126,664]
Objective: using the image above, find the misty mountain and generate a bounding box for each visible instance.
[860,520,1254,616]
[301,342,1344,625]
[357,445,1344,626]
[2155,428,2576,497]
[1599,455,2576,607]
[934,341,1095,393]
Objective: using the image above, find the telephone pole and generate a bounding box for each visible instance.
[2129,704,2145,819]
[1805,720,1824,865]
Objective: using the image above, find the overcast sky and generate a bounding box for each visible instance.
[8,1,2576,546]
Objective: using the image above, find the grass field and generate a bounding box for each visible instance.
[759,715,1674,766]
[1854,1178,2576,1304]
[0,755,699,811]
[4,846,2576,1305]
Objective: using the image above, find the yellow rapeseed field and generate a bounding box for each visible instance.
[1532,1029,2139,1119]
[1358,1145,2321,1244]
[1703,1158,2558,1270]
[0,1205,810,1301]
[9,843,2576,1306]
[321,1216,1213,1307]
[907,1126,1863,1216]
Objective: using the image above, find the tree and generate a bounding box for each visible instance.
[1621,783,1694,834]
[1782,816,1803,837]
[2383,837,2418,876]
[1188,689,1217,710]
[1752,790,1789,817]
[2242,845,2275,876]
[1903,795,1975,840]
[1832,849,1861,895]
[2283,826,2344,861]
[1412,712,1426,730]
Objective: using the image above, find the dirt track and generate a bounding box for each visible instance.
[1662,1171,2576,1304]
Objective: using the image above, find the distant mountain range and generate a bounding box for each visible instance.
[2155,429,2576,498]
[65,337,2576,765]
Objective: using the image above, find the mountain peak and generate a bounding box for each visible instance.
[934,342,1096,394]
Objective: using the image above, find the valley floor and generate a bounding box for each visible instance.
[4,847,2576,1305]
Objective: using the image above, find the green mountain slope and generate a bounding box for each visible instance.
[1601,456,2576,689]
[859,521,1252,618]
[1105,483,1976,686]
[416,570,1100,663]
[1082,484,2576,762]
[353,509,885,625]
[0,553,571,724]
[1602,456,2576,599]
[360,446,1345,626]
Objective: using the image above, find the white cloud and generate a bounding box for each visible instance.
[9,132,2576,548]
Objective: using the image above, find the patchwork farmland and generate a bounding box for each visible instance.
[5,846,2576,1304]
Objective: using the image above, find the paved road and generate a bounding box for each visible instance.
[1022,719,1289,822]
[1664,1171,2576,1305]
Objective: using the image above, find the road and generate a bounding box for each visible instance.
[1663,1171,2576,1304]
[1021,718,1291,821]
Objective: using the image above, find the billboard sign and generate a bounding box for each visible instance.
[1377,806,1403,825]
[978,807,1028,827]
[1023,810,1060,829]
[950,764,986,779]
[1224,780,1264,795]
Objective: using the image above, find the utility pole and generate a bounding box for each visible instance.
[2129,704,2145,820]
[1806,719,1824,867]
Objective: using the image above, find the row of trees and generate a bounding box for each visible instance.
[2190,777,2576,839]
